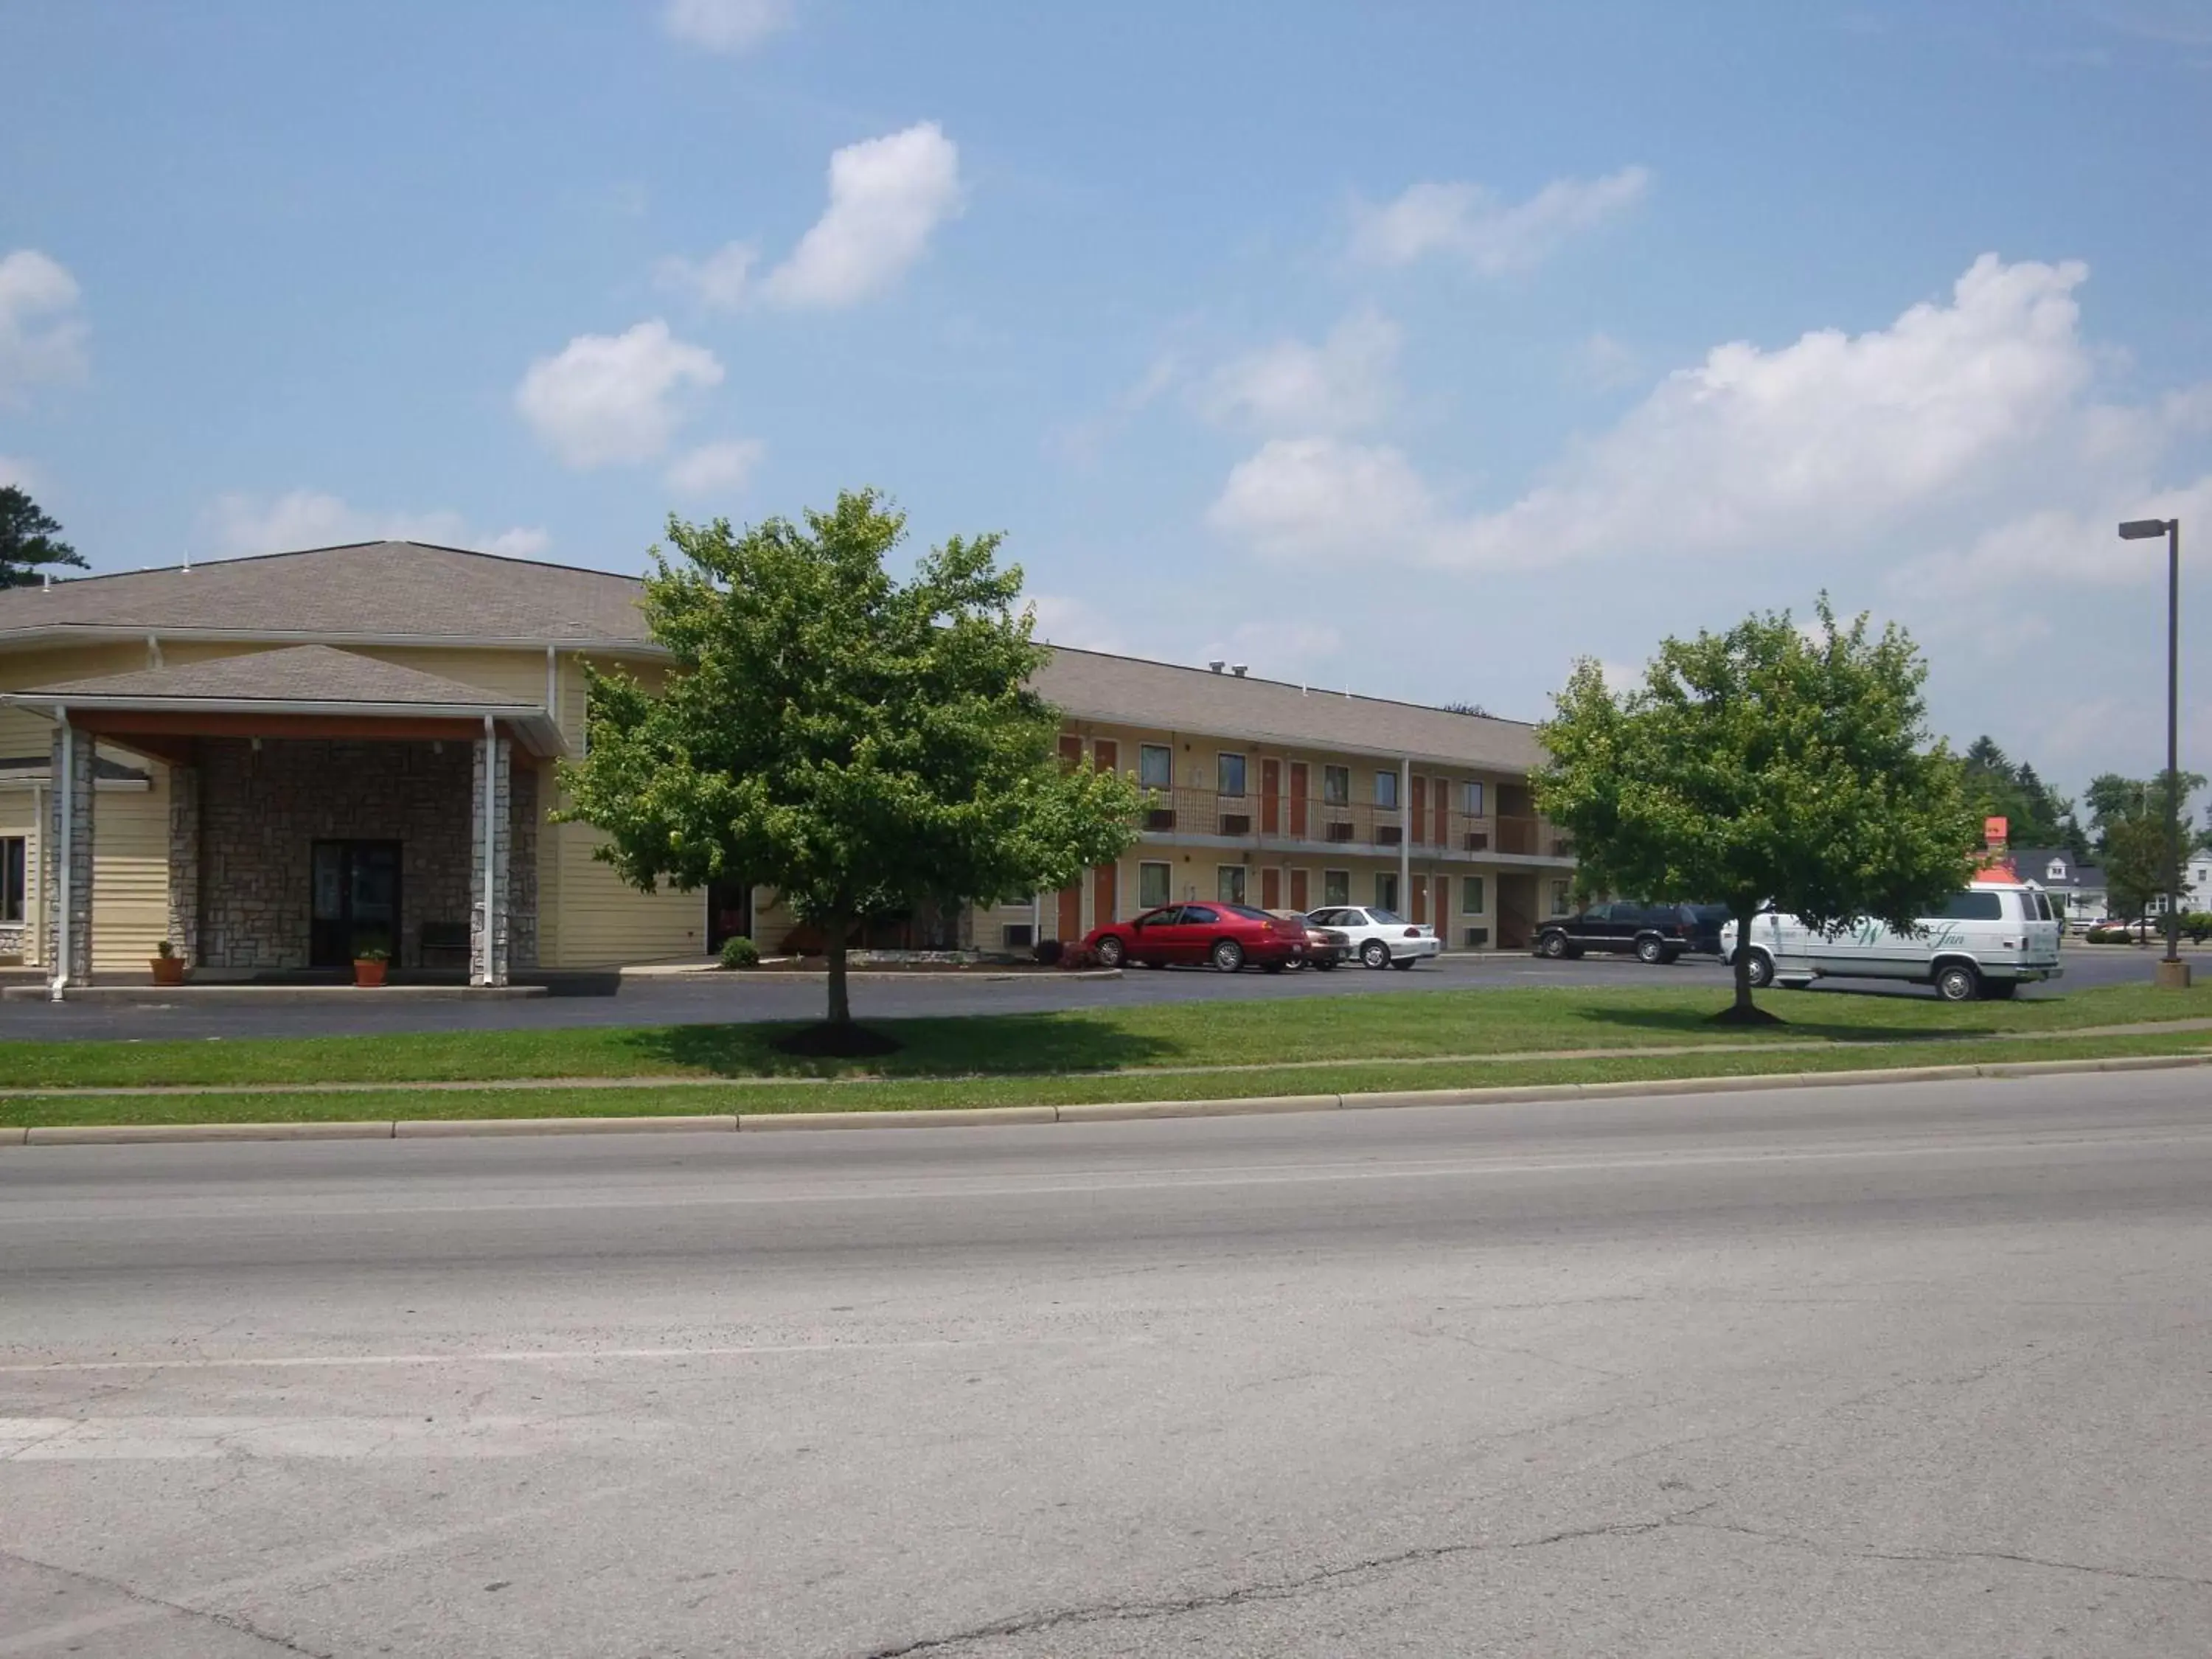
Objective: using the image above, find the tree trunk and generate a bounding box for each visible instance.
[824,908,852,1026]
[1731,901,1758,1017]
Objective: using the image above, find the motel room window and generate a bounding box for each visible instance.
[1374,770,1399,810]
[1324,869,1350,907]
[1374,872,1399,913]
[1138,744,1173,792]
[1217,752,1248,798]
[1139,861,1172,909]
[1461,876,1486,915]
[1462,780,1485,818]
[0,836,24,924]
[1322,765,1349,806]
[1218,866,1247,905]
[1551,880,1573,917]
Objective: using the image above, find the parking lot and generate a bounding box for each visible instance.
[0,945,2191,1043]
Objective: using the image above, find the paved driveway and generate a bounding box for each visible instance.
[0,946,2185,1041]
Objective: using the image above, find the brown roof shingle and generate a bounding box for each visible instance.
[22,644,542,709]
[0,541,655,646]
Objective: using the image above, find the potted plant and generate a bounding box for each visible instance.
[150,939,187,986]
[352,945,391,988]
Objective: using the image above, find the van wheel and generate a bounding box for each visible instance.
[1743,950,1775,990]
[1635,935,1667,964]
[1934,963,1980,1003]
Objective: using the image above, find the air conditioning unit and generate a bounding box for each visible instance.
[1463,926,1489,948]
[1377,825,1402,846]
[1144,808,1177,831]
[1001,923,1034,949]
[1326,821,1355,843]
[1219,813,1251,836]
[1464,831,1489,851]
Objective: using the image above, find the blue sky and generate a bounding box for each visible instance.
[4,0,2209,799]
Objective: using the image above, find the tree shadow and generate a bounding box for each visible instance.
[1571,1003,2011,1044]
[622,1012,1184,1079]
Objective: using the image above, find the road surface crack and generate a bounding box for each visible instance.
[0,1544,334,1657]
[1670,1518,2212,1588]
[855,1502,1720,1656]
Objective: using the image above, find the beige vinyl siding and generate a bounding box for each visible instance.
[970,896,1040,952]
[546,821,703,966]
[89,761,170,970]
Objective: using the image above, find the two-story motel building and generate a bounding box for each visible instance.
[0,541,1576,985]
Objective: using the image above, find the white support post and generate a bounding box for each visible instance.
[50,720,70,1002]
[1399,755,1411,919]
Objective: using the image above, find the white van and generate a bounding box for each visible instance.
[1722,884,2064,1002]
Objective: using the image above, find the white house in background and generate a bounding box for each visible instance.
[2008,847,2107,922]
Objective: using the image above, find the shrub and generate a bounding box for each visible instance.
[354,945,391,964]
[2183,912,2212,945]
[719,934,761,969]
[154,939,177,959]
[1032,938,1065,966]
[1056,942,1100,970]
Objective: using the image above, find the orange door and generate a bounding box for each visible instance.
[1289,869,1310,911]
[1411,776,1428,846]
[1058,734,1083,769]
[1434,779,1450,846]
[1092,862,1118,927]
[1289,763,1309,838]
[1412,874,1428,925]
[1057,886,1082,941]
[1093,738,1118,776]
[1261,867,1281,910]
[1261,759,1281,835]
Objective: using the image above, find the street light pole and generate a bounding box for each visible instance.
[2119,516,2188,989]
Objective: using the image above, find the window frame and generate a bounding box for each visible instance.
[1138,743,1173,792]
[1374,872,1399,913]
[1461,875,1486,916]
[0,835,24,925]
[1217,865,1247,905]
[1138,860,1172,910]
[1323,868,1351,907]
[1551,880,1573,917]
[1461,780,1485,818]
[1217,751,1248,799]
[1321,765,1350,806]
[1374,769,1399,811]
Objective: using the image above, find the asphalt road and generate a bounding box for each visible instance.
[4,1071,2209,1657]
[0,945,2187,1041]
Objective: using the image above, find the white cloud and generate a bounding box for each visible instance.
[0,455,40,491]
[665,437,765,495]
[1194,310,1401,433]
[657,241,757,311]
[1570,331,1642,391]
[1027,594,1128,655]
[1352,166,1652,275]
[1212,254,2109,571]
[205,491,550,559]
[1891,473,2212,606]
[757,122,962,310]
[661,0,794,54]
[514,320,723,468]
[0,249,88,405]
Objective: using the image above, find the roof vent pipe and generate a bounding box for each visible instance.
[1231,664,1248,677]
[41,571,52,592]
[1208,660,1226,673]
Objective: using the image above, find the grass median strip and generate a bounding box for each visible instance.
[3,1030,2205,1129]
[1,982,2208,1093]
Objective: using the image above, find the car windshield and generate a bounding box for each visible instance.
[1368,909,1405,925]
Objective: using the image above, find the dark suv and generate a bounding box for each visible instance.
[1534,901,1699,964]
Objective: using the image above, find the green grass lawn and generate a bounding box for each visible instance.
[3,1028,2205,1128]
[0,981,2205,1098]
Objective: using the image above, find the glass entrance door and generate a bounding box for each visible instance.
[310,841,403,967]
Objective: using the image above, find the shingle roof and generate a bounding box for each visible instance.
[2007,846,2107,889]
[1033,645,1545,772]
[0,541,655,646]
[21,644,543,709]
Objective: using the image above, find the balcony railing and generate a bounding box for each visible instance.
[1135,789,1570,860]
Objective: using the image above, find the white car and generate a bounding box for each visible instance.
[1304,906,1441,970]
[1720,883,2063,1002]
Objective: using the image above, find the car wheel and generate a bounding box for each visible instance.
[1362,939,1391,969]
[1536,931,1568,959]
[1093,936,1124,969]
[1635,935,1667,964]
[1212,939,1245,973]
[1744,950,1775,990]
[1934,962,1980,1003]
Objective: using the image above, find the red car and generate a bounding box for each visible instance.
[1086,902,1311,973]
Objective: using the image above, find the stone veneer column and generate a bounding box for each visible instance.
[44,722,95,989]
[470,732,512,986]
[167,763,201,966]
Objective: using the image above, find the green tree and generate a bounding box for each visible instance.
[1536,598,1979,1022]
[0,487,86,588]
[2103,813,2168,928]
[1957,735,2075,851]
[556,490,1141,1048]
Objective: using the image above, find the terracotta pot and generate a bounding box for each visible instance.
[150,956,187,986]
[353,959,389,988]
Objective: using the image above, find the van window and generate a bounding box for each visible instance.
[1935,890,2003,922]
[2032,891,2053,920]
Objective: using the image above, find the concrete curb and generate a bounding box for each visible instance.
[2,984,549,1004]
[7,1051,2206,1147]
